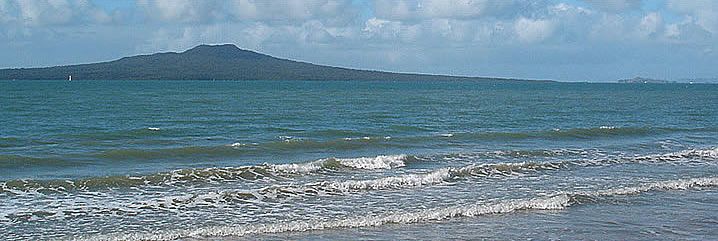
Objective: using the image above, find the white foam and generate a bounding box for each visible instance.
[680,147,718,159]
[80,177,718,241]
[269,154,408,174]
[269,160,325,174]
[134,171,452,207]
[599,126,616,129]
[79,194,571,241]
[4,148,716,197]
[251,162,562,199]
[455,161,564,177]
[278,135,301,142]
[147,127,160,131]
[634,147,718,164]
[335,155,407,169]
[257,158,718,200]
[321,168,451,191]
[440,133,454,137]
[589,177,718,196]
[342,136,375,141]
[228,142,245,147]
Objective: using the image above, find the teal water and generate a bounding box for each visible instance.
[1,80,717,240]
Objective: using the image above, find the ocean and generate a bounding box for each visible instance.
[1,80,717,240]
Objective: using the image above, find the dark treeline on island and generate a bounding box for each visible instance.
[0,44,550,82]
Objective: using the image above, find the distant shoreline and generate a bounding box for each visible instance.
[0,44,552,83]
[4,79,717,84]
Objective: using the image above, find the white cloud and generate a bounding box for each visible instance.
[0,1,17,24]
[582,0,641,13]
[135,0,360,52]
[137,0,226,23]
[362,17,405,40]
[2,0,718,81]
[473,21,510,43]
[231,0,353,21]
[665,20,712,42]
[137,0,355,24]
[588,14,628,41]
[16,0,75,26]
[295,20,333,43]
[667,0,718,34]
[373,0,415,20]
[637,12,662,38]
[373,0,519,20]
[0,0,116,26]
[418,0,490,19]
[514,17,555,43]
[133,0,711,51]
[550,3,592,16]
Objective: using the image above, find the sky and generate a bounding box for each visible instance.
[1,0,717,82]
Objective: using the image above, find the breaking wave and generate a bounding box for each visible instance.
[0,155,413,194]
[78,177,718,241]
[59,147,718,204]
[4,126,714,169]
[220,147,718,200]
[3,147,718,195]
[168,147,718,203]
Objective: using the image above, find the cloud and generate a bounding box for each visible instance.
[667,0,718,34]
[0,1,16,23]
[0,0,115,26]
[373,0,415,20]
[2,0,718,81]
[231,0,354,21]
[137,0,357,25]
[665,20,712,42]
[514,17,555,43]
[412,0,490,19]
[137,0,227,23]
[372,0,522,21]
[638,12,662,38]
[361,17,409,41]
[134,0,361,55]
[363,18,400,39]
[582,0,641,13]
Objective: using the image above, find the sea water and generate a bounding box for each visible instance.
[0,80,717,240]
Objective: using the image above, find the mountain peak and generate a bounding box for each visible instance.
[188,44,240,51]
[182,44,268,60]
[0,43,543,82]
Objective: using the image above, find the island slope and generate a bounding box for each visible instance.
[0,44,550,82]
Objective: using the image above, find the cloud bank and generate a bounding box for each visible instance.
[0,0,717,81]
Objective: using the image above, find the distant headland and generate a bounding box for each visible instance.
[0,44,551,82]
[618,76,675,84]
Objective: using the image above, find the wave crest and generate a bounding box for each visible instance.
[80,177,718,241]
[2,147,716,195]
[79,194,573,241]
[0,154,412,194]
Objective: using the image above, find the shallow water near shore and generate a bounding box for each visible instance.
[1,80,717,240]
